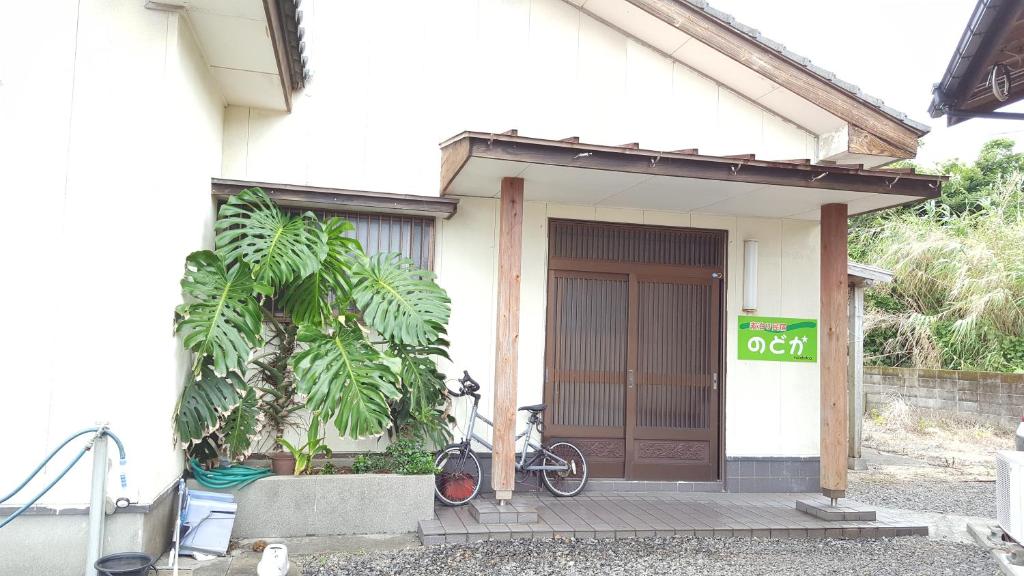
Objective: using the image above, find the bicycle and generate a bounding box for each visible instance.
[434,371,589,505]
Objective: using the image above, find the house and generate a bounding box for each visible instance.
[0,0,943,573]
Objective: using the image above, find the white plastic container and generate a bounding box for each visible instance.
[179,489,237,556]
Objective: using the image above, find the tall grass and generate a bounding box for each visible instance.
[852,173,1024,371]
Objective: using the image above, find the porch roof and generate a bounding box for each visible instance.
[848,261,893,287]
[439,131,945,221]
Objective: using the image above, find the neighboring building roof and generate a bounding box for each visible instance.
[928,0,1024,125]
[848,262,894,286]
[679,0,932,135]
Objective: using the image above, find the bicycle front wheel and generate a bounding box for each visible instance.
[434,446,482,506]
[541,442,588,497]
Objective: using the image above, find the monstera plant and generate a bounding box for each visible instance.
[173,188,452,459]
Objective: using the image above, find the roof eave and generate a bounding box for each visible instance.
[649,0,931,142]
[439,131,946,199]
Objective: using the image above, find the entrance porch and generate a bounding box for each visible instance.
[418,492,928,544]
[438,130,946,502]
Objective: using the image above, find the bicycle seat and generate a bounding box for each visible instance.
[518,403,546,413]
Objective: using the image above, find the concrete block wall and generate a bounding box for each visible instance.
[864,366,1024,430]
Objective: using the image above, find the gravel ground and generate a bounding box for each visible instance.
[300,536,996,576]
[847,470,996,518]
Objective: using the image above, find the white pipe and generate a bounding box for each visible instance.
[743,240,758,312]
[85,431,108,576]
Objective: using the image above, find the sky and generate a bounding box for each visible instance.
[708,0,1024,168]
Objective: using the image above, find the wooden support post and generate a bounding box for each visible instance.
[493,177,524,502]
[848,283,866,470]
[820,203,849,500]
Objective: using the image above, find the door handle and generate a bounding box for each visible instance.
[627,369,635,389]
[713,372,719,391]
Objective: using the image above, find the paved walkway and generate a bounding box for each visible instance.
[418,492,930,545]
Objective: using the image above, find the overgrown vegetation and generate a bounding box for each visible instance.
[352,439,439,475]
[851,139,1024,372]
[174,188,453,462]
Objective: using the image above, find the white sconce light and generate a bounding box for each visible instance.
[743,240,758,312]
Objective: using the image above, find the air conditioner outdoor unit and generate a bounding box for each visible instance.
[997,451,1024,543]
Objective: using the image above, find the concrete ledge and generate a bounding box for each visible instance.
[0,486,175,576]
[796,496,877,521]
[201,474,434,538]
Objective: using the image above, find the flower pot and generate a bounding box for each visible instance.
[269,452,296,475]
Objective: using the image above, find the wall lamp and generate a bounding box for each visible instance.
[743,240,758,312]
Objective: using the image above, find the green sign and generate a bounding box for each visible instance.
[738,315,818,362]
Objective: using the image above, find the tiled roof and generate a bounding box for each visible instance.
[683,0,931,135]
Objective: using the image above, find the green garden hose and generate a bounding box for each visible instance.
[189,458,271,490]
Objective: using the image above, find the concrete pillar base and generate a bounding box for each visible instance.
[848,457,868,471]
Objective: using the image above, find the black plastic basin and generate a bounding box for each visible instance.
[94,552,155,576]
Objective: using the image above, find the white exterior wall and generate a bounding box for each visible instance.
[220,0,817,191]
[214,0,823,458]
[437,201,821,458]
[0,2,224,506]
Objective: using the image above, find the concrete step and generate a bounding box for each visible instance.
[796,496,877,521]
[469,498,538,524]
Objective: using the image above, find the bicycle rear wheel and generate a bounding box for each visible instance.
[541,442,588,497]
[434,446,482,506]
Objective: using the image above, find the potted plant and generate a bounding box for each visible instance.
[276,413,332,475]
[172,188,452,468]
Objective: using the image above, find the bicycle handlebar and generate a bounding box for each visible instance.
[447,370,481,398]
[460,371,480,392]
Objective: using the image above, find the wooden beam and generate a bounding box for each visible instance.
[439,137,471,194]
[847,283,866,471]
[847,125,911,159]
[624,0,922,155]
[821,203,849,500]
[492,177,524,502]
[458,136,942,198]
[211,178,459,218]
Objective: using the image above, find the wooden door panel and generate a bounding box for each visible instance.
[544,271,629,478]
[628,275,720,481]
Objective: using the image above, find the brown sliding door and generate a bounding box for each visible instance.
[543,220,725,482]
[544,271,630,477]
[630,274,720,480]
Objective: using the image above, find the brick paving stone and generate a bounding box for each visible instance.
[418,492,932,545]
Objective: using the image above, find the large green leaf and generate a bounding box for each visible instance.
[175,251,264,377]
[215,188,327,289]
[175,364,245,445]
[222,387,260,461]
[279,218,363,325]
[292,319,400,438]
[391,352,452,447]
[350,253,451,346]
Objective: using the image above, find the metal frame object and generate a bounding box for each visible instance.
[462,395,571,475]
[435,371,587,504]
